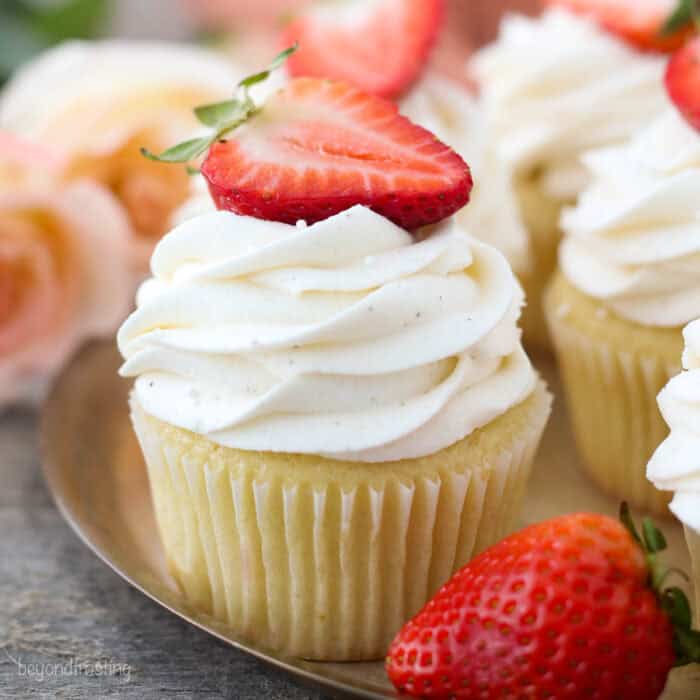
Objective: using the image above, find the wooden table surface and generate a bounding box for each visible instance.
[0,408,326,700]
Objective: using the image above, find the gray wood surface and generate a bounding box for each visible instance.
[0,408,325,700]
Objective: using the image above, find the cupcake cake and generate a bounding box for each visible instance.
[118,67,551,660]
[471,4,676,349]
[649,320,700,612]
[544,56,700,515]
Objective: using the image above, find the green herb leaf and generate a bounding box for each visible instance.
[140,45,297,166]
[662,0,695,35]
[642,518,668,554]
[239,43,298,90]
[141,137,211,164]
[195,99,250,128]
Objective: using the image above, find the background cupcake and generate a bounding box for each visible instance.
[471,4,675,350]
[649,320,700,614]
[545,92,700,514]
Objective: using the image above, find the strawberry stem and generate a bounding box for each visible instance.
[620,503,700,667]
[140,44,298,166]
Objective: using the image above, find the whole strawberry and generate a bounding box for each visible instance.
[387,505,700,699]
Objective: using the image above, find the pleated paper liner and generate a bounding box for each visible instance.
[131,381,551,661]
[545,272,683,515]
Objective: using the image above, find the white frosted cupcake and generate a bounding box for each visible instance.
[649,320,700,611]
[119,206,551,660]
[545,107,700,513]
[471,8,666,349]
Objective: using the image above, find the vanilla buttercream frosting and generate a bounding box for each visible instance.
[118,206,536,462]
[648,321,700,532]
[471,8,666,201]
[559,108,700,327]
[401,74,530,274]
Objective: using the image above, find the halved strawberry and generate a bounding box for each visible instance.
[201,77,472,230]
[281,0,444,99]
[542,0,695,52]
[666,37,700,130]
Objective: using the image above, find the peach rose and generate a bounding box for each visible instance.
[0,40,241,274]
[0,133,132,408]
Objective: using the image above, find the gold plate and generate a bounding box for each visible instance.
[41,342,700,699]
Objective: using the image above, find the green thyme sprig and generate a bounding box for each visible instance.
[140,44,298,166]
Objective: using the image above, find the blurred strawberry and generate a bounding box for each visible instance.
[541,0,696,52]
[666,36,700,130]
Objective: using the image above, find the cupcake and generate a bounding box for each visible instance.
[118,72,551,660]
[544,101,700,514]
[471,7,668,349]
[649,321,700,613]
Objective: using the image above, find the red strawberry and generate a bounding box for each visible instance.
[666,37,700,131]
[541,0,695,52]
[387,506,700,699]
[281,0,444,99]
[201,77,472,230]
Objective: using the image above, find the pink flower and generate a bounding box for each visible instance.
[0,132,132,408]
[0,41,239,275]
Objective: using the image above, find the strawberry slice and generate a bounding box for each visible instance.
[201,77,472,230]
[281,0,444,99]
[542,0,694,52]
[666,37,700,131]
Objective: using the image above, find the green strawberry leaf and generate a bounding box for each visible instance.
[642,518,668,554]
[662,0,699,35]
[620,502,643,547]
[141,137,211,164]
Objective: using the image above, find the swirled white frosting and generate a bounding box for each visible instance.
[559,109,700,327]
[118,206,536,462]
[649,321,700,532]
[471,8,666,201]
[401,74,530,274]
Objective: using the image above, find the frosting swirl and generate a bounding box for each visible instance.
[471,8,665,201]
[118,206,536,462]
[559,109,700,327]
[648,321,700,532]
[401,74,530,274]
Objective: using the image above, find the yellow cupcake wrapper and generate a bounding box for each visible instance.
[131,382,551,661]
[545,284,679,515]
